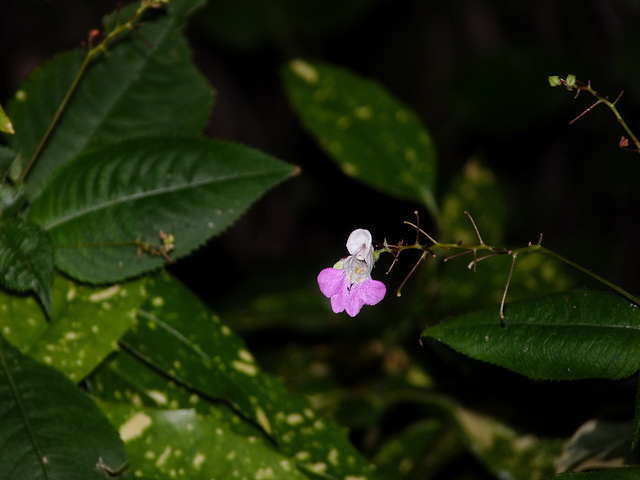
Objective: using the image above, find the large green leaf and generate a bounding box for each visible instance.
[0,335,127,480]
[283,59,438,215]
[92,351,269,441]
[27,136,297,283]
[26,277,145,381]
[0,219,53,314]
[119,272,374,479]
[101,403,308,480]
[7,0,212,198]
[0,273,146,381]
[422,289,640,380]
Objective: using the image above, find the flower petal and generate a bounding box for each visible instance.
[359,279,386,306]
[317,267,347,298]
[346,229,372,255]
[344,292,366,317]
[330,291,348,314]
[318,229,386,317]
[342,278,386,317]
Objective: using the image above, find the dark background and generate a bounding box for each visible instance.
[3,2,640,475]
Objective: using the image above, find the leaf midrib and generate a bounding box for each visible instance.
[0,341,51,479]
[40,168,282,231]
[125,309,256,411]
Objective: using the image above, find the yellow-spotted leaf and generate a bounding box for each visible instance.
[283,59,438,216]
[119,271,374,479]
[0,273,146,381]
[101,403,308,480]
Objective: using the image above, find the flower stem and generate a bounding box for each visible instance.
[536,246,640,305]
[554,76,640,153]
[579,84,640,152]
[379,230,640,307]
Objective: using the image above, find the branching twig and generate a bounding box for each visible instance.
[550,75,640,154]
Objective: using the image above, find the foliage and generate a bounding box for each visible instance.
[1,2,640,480]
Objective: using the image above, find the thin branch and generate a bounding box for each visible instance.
[499,252,517,324]
[16,2,161,184]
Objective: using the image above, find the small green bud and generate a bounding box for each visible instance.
[548,75,562,87]
[566,74,577,88]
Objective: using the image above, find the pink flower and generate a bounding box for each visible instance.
[317,229,386,317]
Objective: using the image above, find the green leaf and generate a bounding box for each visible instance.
[555,420,638,473]
[0,284,46,350]
[0,145,18,178]
[440,159,506,246]
[0,219,53,314]
[27,277,146,381]
[0,102,14,134]
[422,289,640,380]
[92,351,269,441]
[0,334,127,480]
[0,185,27,218]
[0,273,146,382]
[283,59,438,215]
[373,420,456,480]
[121,273,262,423]
[120,272,374,479]
[100,402,308,480]
[448,403,563,480]
[27,136,297,283]
[7,0,212,198]
[436,159,509,313]
[555,467,640,479]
